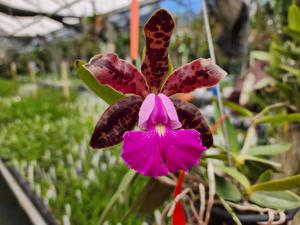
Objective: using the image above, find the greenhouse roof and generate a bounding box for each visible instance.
[0,13,63,36]
[0,0,154,37]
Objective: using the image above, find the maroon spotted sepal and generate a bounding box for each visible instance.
[90,95,143,149]
[141,9,175,92]
[162,58,227,96]
[85,53,149,97]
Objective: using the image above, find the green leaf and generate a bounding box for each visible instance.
[202,152,228,161]
[97,170,137,225]
[257,170,273,183]
[279,64,300,84]
[288,4,300,33]
[225,119,240,154]
[213,101,239,153]
[250,50,270,62]
[213,101,222,133]
[270,42,281,67]
[136,180,173,214]
[249,191,300,210]
[162,56,175,86]
[168,56,174,75]
[280,64,300,85]
[248,143,291,156]
[219,197,242,225]
[217,165,251,191]
[242,155,281,170]
[250,174,300,192]
[283,27,300,43]
[74,60,123,105]
[272,42,292,56]
[123,179,172,221]
[225,116,239,154]
[239,161,271,180]
[257,113,300,124]
[215,175,242,202]
[223,100,253,117]
[254,77,274,90]
[287,41,300,56]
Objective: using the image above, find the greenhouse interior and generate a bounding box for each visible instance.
[0,0,300,225]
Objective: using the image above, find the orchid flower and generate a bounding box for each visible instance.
[85,9,226,177]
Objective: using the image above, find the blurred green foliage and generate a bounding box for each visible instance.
[0,78,19,96]
[0,81,146,225]
[251,3,300,111]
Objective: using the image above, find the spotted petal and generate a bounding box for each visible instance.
[141,9,175,92]
[85,53,148,97]
[171,97,213,148]
[90,95,143,149]
[162,58,227,96]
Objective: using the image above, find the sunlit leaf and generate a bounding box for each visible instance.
[75,60,123,105]
[256,113,300,124]
[250,50,270,62]
[288,4,300,33]
[248,143,291,156]
[250,174,300,192]
[250,191,300,210]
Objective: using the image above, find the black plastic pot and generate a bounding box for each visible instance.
[209,204,299,225]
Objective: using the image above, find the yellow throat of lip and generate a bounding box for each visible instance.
[155,124,166,137]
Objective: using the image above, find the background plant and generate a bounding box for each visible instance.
[250,3,300,111]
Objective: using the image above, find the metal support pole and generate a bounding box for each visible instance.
[202,0,232,166]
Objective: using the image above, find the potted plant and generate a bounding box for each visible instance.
[75,8,300,225]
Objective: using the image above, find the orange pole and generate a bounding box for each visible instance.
[130,0,139,61]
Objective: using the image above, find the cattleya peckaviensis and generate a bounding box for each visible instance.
[85,9,226,177]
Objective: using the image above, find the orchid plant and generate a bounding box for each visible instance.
[75,8,300,225]
[82,9,226,177]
